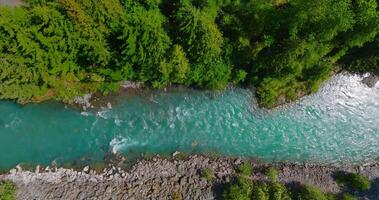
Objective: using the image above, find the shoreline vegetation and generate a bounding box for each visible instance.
[0,0,378,108]
[1,155,379,200]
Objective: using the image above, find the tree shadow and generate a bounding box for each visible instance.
[212,182,227,200]
[356,178,379,200]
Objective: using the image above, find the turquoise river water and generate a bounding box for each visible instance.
[0,73,378,169]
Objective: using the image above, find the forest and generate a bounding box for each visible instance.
[0,0,378,107]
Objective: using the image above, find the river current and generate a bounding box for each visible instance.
[0,73,378,169]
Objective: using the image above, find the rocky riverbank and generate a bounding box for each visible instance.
[1,155,379,200]
[73,81,144,110]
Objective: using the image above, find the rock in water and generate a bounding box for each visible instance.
[16,164,22,172]
[362,74,379,88]
[9,168,16,174]
[172,151,180,158]
[107,102,112,109]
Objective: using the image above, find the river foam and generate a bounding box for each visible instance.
[0,73,378,169]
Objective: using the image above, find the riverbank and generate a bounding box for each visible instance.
[71,72,378,111]
[1,155,379,199]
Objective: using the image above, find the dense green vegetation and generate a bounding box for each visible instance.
[0,0,378,106]
[334,171,371,191]
[221,165,369,200]
[0,181,16,200]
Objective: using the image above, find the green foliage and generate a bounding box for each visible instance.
[343,38,379,74]
[294,185,329,200]
[339,194,357,200]
[119,2,172,82]
[171,1,232,89]
[201,167,215,181]
[0,0,378,106]
[237,164,253,176]
[218,0,379,107]
[154,45,190,87]
[266,167,279,182]
[222,176,253,200]
[334,172,371,191]
[0,181,16,200]
[222,166,368,200]
[252,182,270,200]
[172,191,182,200]
[269,181,291,200]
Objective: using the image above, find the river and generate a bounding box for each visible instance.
[0,73,378,169]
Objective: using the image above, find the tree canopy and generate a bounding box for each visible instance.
[0,0,378,106]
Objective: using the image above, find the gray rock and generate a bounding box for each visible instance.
[16,165,22,172]
[120,81,143,89]
[107,102,112,109]
[83,166,90,173]
[362,74,379,88]
[172,151,180,158]
[35,165,41,173]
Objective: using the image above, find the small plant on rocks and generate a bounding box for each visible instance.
[201,167,215,181]
[172,191,182,200]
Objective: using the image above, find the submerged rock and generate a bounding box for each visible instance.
[107,102,112,109]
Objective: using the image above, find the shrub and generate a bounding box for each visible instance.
[0,181,16,200]
[252,182,270,200]
[266,167,279,182]
[334,172,371,191]
[222,176,252,200]
[201,167,215,181]
[294,185,329,200]
[237,164,253,176]
[269,181,291,200]
[339,194,358,200]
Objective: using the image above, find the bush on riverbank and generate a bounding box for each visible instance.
[222,165,363,200]
[333,171,371,191]
[201,167,215,181]
[0,181,16,200]
[0,0,378,106]
[223,165,292,200]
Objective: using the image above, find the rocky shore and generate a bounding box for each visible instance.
[73,81,144,110]
[1,155,379,200]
